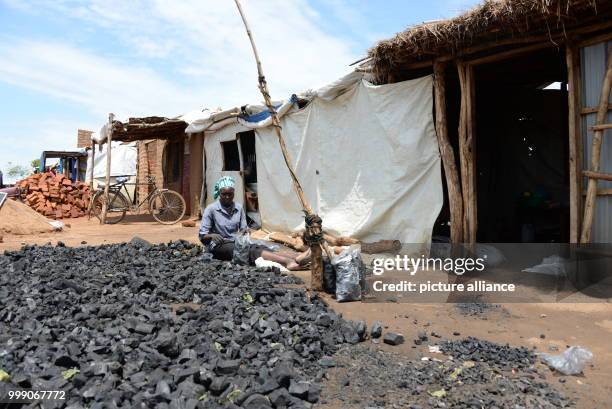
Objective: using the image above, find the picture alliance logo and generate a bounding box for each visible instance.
[372,255,487,276]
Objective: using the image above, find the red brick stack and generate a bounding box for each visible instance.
[18,172,91,219]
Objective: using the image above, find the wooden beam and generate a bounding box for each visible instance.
[434,61,463,244]
[468,41,557,66]
[566,43,582,244]
[583,170,612,181]
[457,62,477,244]
[580,49,612,243]
[100,113,114,225]
[578,31,612,48]
[583,188,612,196]
[581,104,610,115]
[589,123,612,131]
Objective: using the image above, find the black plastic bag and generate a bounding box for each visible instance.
[323,259,336,294]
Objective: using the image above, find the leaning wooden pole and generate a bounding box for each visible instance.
[434,61,463,244]
[100,113,114,225]
[580,51,612,243]
[233,0,326,289]
[87,139,96,219]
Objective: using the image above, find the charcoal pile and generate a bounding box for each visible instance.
[320,344,571,408]
[0,240,368,408]
[17,171,91,219]
[439,336,536,370]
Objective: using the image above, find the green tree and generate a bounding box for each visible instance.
[31,158,40,171]
[5,162,29,179]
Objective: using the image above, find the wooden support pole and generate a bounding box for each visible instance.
[433,61,463,244]
[580,50,612,243]
[89,140,96,188]
[100,113,114,225]
[566,43,583,244]
[457,62,477,244]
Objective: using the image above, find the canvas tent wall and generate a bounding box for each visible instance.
[86,141,138,201]
[200,74,443,244]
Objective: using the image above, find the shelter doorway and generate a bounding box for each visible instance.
[238,131,260,228]
[475,49,570,242]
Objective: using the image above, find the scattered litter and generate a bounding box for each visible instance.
[540,346,593,375]
[428,389,447,398]
[428,345,442,354]
[48,220,64,231]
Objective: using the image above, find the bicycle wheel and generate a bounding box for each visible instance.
[149,190,186,225]
[92,191,128,224]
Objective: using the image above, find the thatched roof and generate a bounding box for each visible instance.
[108,116,187,142]
[368,0,611,81]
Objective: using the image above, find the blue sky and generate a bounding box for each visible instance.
[0,0,480,181]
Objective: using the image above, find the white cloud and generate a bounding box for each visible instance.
[0,0,360,171]
[0,0,359,115]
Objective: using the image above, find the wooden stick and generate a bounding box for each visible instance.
[233,0,327,289]
[566,43,582,244]
[433,61,463,244]
[583,170,612,181]
[233,0,312,216]
[581,104,610,115]
[580,48,612,243]
[100,113,114,224]
[589,123,612,131]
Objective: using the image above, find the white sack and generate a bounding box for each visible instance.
[86,142,137,179]
[255,75,442,244]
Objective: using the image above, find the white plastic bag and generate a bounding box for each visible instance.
[540,346,593,375]
[232,230,251,265]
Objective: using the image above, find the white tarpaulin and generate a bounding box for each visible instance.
[254,75,442,243]
[86,142,137,179]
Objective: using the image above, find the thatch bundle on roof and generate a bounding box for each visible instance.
[368,0,610,82]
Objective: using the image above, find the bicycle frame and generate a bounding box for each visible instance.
[100,179,163,212]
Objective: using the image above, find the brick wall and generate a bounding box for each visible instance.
[77,129,93,148]
[136,140,165,202]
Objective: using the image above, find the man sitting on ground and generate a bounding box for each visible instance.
[199,176,306,270]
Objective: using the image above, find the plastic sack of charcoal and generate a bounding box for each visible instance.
[232,230,252,265]
[540,346,593,375]
[323,259,336,294]
[333,245,365,302]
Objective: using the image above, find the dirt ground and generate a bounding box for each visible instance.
[1,217,610,408]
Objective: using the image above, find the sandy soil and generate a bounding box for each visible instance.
[1,219,610,408]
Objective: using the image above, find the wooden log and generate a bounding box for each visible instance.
[581,104,610,115]
[566,43,582,244]
[434,60,463,244]
[583,170,612,181]
[580,50,612,243]
[589,123,612,132]
[361,240,402,254]
[457,62,477,244]
[310,242,323,291]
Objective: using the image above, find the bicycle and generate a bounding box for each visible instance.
[91,175,186,225]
